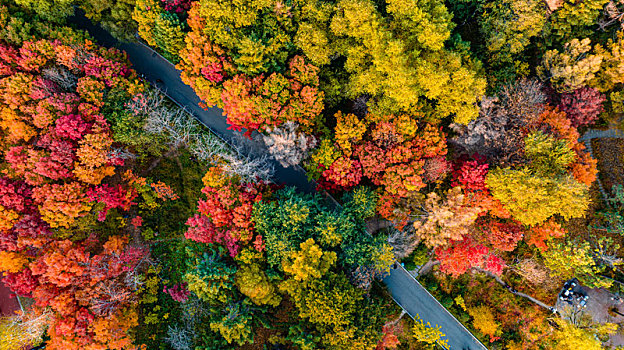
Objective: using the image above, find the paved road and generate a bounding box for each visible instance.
[69,13,487,350]
[70,11,315,193]
[385,267,488,350]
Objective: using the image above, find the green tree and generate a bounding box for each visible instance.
[208,301,255,346]
[184,247,238,303]
[542,239,612,288]
[252,188,318,269]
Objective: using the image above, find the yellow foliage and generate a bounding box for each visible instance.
[0,205,19,231]
[133,0,159,47]
[486,167,589,226]
[412,314,449,349]
[592,31,624,92]
[468,305,501,341]
[551,318,602,350]
[539,38,603,92]
[235,263,281,307]
[202,165,230,188]
[282,238,336,282]
[0,251,28,273]
[334,111,367,156]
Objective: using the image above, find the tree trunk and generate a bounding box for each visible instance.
[477,268,555,311]
[418,259,440,276]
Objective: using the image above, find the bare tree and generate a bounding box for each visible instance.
[387,226,420,260]
[165,325,193,350]
[261,121,317,168]
[450,79,546,167]
[41,66,78,91]
[132,89,275,181]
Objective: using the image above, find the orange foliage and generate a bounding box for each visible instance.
[0,107,35,143]
[0,250,28,273]
[536,107,597,186]
[31,183,92,229]
[0,205,20,231]
[525,218,566,251]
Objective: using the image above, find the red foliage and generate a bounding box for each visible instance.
[55,114,91,140]
[480,219,524,252]
[558,87,605,127]
[201,61,224,83]
[87,184,137,221]
[162,0,192,13]
[186,167,272,257]
[320,157,363,191]
[451,156,510,219]
[0,177,32,213]
[2,268,38,296]
[376,324,401,349]
[0,35,147,347]
[163,283,190,302]
[221,56,324,134]
[130,216,143,228]
[436,237,505,277]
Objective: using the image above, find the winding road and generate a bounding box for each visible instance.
[69,12,488,350]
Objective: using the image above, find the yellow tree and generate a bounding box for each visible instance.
[468,306,501,342]
[550,319,603,350]
[412,314,449,349]
[486,167,589,226]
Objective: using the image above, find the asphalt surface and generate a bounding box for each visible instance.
[385,267,488,350]
[69,11,315,193]
[69,13,488,350]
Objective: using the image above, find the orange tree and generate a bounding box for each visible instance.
[0,16,178,349]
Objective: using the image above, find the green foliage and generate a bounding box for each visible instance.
[252,188,319,269]
[341,187,378,221]
[548,0,610,40]
[542,239,612,288]
[0,1,91,45]
[480,0,546,60]
[185,247,238,303]
[208,301,255,346]
[195,0,296,74]
[153,12,186,62]
[280,267,384,349]
[134,0,187,62]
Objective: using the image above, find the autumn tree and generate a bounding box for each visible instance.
[326,0,486,123]
[468,305,501,342]
[411,314,449,349]
[412,187,482,249]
